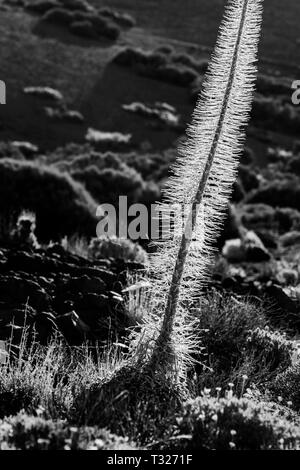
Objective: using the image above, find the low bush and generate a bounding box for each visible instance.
[247,178,300,211]
[41,7,74,25]
[194,294,293,387]
[85,13,120,40]
[52,150,160,207]
[25,0,61,14]
[85,128,131,150]
[280,231,300,247]
[69,19,97,38]
[41,7,121,40]
[257,74,292,97]
[23,86,63,101]
[0,158,97,241]
[156,64,198,86]
[0,412,135,450]
[252,95,300,135]
[155,45,174,55]
[172,395,300,450]
[270,362,300,411]
[89,236,148,265]
[66,164,146,205]
[241,204,300,234]
[170,52,208,74]
[59,0,93,12]
[114,47,199,87]
[245,328,294,377]
[98,6,136,28]
[194,294,266,381]
[122,149,177,182]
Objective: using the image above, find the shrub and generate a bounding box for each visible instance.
[252,95,300,135]
[23,86,63,101]
[0,159,97,241]
[89,236,148,265]
[280,231,300,247]
[41,7,121,40]
[114,47,167,69]
[122,149,177,182]
[172,396,300,450]
[241,204,300,234]
[257,74,291,97]
[98,7,136,28]
[59,0,93,12]
[0,412,135,450]
[170,52,208,74]
[247,178,300,211]
[194,294,267,381]
[25,0,61,14]
[155,45,175,55]
[85,128,131,150]
[86,14,120,40]
[156,64,199,86]
[114,47,199,86]
[45,107,84,123]
[52,150,160,207]
[270,363,300,411]
[69,20,97,38]
[245,328,294,377]
[194,294,293,387]
[9,210,40,249]
[41,7,75,25]
[70,165,145,205]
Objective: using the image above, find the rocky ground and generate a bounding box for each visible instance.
[0,244,144,346]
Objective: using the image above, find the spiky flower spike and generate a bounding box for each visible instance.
[150,0,264,376]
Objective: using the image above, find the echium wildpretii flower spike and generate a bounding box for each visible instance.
[150,0,264,373]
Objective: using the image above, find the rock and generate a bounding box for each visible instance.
[222,238,245,263]
[0,245,145,345]
[68,275,107,295]
[222,231,271,263]
[265,284,298,313]
[243,231,271,262]
[0,275,50,309]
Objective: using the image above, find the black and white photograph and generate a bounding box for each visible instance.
[0,0,300,456]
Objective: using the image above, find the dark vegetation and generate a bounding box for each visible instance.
[25,0,136,42]
[0,0,300,451]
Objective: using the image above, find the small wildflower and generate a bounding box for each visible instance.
[94,439,105,449]
[279,438,285,450]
